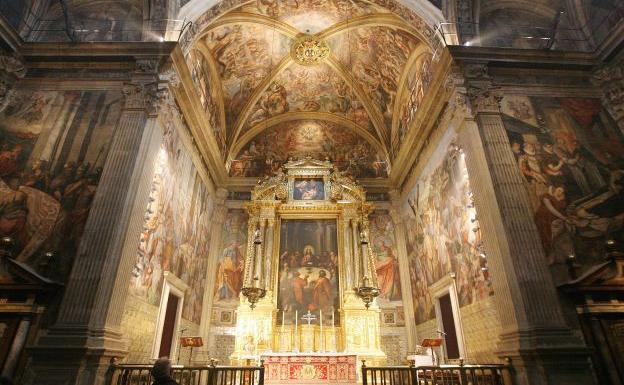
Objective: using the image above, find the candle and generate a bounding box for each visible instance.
[281,309,285,326]
[295,310,298,352]
[332,308,335,327]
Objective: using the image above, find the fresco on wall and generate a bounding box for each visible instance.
[397,54,432,144]
[0,89,120,280]
[188,49,225,155]
[130,126,213,324]
[202,24,291,128]
[37,2,143,42]
[329,26,419,131]
[243,63,372,134]
[501,96,624,269]
[405,146,492,324]
[235,0,386,34]
[229,120,388,178]
[213,209,248,305]
[370,210,402,304]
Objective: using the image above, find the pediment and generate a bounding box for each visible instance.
[559,253,624,292]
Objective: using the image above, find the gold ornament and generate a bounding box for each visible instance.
[291,35,330,66]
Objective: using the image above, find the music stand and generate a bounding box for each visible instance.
[420,338,443,366]
[181,337,204,365]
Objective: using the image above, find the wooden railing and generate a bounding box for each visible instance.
[362,363,512,385]
[110,363,264,385]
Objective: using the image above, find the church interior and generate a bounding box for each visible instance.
[0,0,623,385]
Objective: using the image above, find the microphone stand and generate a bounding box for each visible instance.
[177,328,187,365]
[436,330,447,366]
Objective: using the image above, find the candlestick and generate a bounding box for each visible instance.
[295,309,298,352]
[332,308,335,327]
[281,309,285,326]
[320,309,324,352]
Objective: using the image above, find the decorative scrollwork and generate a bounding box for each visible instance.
[291,35,330,66]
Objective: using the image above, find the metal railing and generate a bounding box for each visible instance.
[362,363,512,385]
[110,364,264,385]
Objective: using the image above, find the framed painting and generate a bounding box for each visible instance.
[277,219,340,325]
[293,178,325,200]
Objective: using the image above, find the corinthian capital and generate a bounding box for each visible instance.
[122,82,157,111]
[467,84,502,114]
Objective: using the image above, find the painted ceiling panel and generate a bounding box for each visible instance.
[229,120,388,179]
[241,62,374,136]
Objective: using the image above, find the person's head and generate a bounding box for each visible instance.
[319,270,326,277]
[152,357,172,379]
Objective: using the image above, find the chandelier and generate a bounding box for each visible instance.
[354,206,380,308]
[241,277,266,309]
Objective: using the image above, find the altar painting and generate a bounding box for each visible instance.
[277,219,340,325]
[293,178,325,200]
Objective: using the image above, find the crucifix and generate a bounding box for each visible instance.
[301,310,317,325]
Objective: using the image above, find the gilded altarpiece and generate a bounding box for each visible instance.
[231,159,385,364]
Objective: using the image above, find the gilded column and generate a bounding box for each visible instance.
[27,61,169,385]
[264,218,275,292]
[350,219,361,286]
[457,64,596,385]
[256,219,266,288]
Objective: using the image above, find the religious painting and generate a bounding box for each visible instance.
[369,210,402,304]
[397,54,433,144]
[201,23,291,129]
[277,219,340,325]
[501,96,624,274]
[328,26,420,132]
[129,125,213,324]
[213,209,248,305]
[187,49,225,156]
[230,120,388,179]
[0,89,121,282]
[293,178,324,200]
[235,0,386,34]
[243,63,372,134]
[405,144,492,324]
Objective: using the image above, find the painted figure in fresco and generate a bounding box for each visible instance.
[215,240,244,300]
[375,243,401,301]
[292,271,308,312]
[310,269,332,313]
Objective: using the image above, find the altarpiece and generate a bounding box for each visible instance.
[231,159,386,366]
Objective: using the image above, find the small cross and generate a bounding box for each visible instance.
[301,310,317,326]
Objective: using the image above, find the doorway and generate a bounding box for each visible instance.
[438,294,460,359]
[158,293,180,358]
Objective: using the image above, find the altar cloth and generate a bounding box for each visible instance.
[261,353,357,385]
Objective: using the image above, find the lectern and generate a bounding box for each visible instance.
[421,338,443,366]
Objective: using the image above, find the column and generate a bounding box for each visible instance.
[256,219,266,288]
[593,57,624,134]
[388,193,418,354]
[457,67,596,385]
[263,218,275,292]
[196,189,228,364]
[26,64,170,385]
[351,219,361,286]
[0,50,26,111]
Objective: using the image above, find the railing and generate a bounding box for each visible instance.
[362,363,512,385]
[110,364,264,385]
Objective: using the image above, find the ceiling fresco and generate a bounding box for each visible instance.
[242,62,373,135]
[328,26,421,135]
[229,120,388,179]
[185,0,435,178]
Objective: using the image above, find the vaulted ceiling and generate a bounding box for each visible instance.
[183,0,436,179]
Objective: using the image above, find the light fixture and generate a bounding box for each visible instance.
[241,277,266,309]
[355,276,379,309]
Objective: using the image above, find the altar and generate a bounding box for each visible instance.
[262,353,357,385]
[230,159,386,369]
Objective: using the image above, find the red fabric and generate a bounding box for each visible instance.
[263,354,357,385]
[558,98,602,127]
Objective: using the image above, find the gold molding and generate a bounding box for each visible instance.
[316,13,429,43]
[193,43,228,148]
[391,46,432,148]
[196,12,301,39]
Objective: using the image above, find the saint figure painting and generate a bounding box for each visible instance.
[277,219,339,325]
[293,178,324,200]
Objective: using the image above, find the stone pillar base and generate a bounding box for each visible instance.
[24,327,127,385]
[496,328,597,385]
